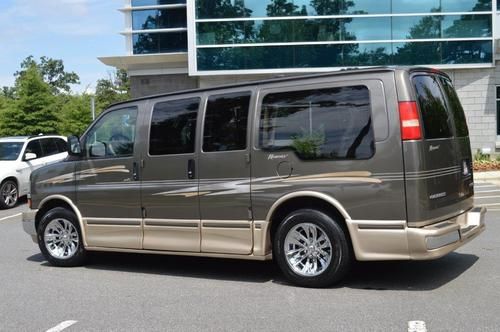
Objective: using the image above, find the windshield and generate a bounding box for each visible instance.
[0,142,24,161]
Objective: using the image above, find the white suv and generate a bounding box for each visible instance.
[0,135,67,209]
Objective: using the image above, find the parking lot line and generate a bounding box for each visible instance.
[0,213,22,222]
[46,320,77,332]
[408,320,427,332]
[474,195,500,200]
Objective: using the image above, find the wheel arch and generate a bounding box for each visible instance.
[35,195,87,246]
[266,191,353,251]
[1,176,19,187]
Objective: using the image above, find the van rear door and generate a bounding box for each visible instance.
[404,72,474,226]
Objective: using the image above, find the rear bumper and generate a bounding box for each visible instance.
[407,206,486,260]
[347,206,486,261]
[22,209,38,243]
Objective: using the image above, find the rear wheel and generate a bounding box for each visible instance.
[274,209,351,288]
[37,207,86,267]
[0,180,18,209]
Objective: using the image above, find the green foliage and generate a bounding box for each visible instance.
[0,64,58,136]
[0,57,130,138]
[56,94,93,136]
[474,149,490,162]
[292,128,326,159]
[95,69,130,115]
[15,56,80,94]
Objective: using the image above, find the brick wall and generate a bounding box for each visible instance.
[445,68,498,153]
[130,74,198,98]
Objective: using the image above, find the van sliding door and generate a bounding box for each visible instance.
[198,90,253,255]
[141,97,202,252]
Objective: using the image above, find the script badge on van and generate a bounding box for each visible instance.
[268,154,288,160]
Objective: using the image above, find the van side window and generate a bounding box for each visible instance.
[150,98,200,155]
[203,91,250,152]
[413,75,453,139]
[85,107,138,159]
[259,86,374,160]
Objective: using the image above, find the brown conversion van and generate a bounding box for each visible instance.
[23,67,486,287]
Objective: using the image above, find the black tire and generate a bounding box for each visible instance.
[273,209,351,288]
[37,207,87,267]
[0,180,18,209]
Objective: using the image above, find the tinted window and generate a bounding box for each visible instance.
[25,140,43,159]
[55,138,67,153]
[150,98,200,155]
[413,75,453,139]
[259,86,374,160]
[40,138,60,156]
[203,92,250,152]
[85,108,138,158]
[439,77,469,137]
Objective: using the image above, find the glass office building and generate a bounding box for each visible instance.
[99,0,500,152]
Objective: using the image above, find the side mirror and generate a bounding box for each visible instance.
[67,136,82,156]
[24,153,37,161]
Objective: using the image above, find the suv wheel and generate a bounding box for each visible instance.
[274,209,351,288]
[37,207,86,267]
[0,180,18,209]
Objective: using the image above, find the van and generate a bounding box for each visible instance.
[23,67,485,287]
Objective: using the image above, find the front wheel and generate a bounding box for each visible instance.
[0,180,18,209]
[37,207,87,267]
[274,209,351,288]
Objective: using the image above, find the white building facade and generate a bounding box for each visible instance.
[100,0,500,153]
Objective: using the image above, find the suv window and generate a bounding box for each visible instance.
[439,77,469,137]
[150,97,200,155]
[55,138,67,153]
[25,140,43,159]
[40,138,60,156]
[259,86,375,160]
[203,91,250,152]
[85,107,138,158]
[413,75,453,139]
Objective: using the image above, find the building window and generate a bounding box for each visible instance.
[133,32,187,54]
[132,0,186,6]
[133,8,187,30]
[192,0,494,72]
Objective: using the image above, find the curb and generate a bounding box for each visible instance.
[474,171,500,180]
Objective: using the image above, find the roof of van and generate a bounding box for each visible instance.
[110,66,446,108]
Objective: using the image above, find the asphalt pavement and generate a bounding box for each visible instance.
[0,184,499,331]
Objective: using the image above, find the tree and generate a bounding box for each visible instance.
[0,86,16,99]
[57,94,93,136]
[0,64,59,136]
[15,56,80,94]
[95,69,131,114]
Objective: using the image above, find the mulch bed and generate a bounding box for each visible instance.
[473,161,500,172]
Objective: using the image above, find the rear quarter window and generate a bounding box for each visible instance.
[259,85,375,160]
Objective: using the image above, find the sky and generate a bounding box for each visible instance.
[0,0,125,94]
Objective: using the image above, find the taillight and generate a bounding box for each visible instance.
[398,101,422,141]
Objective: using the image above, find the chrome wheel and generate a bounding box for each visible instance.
[284,223,332,277]
[1,182,18,207]
[44,218,79,260]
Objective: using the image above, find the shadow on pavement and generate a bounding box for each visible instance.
[85,252,281,284]
[345,253,479,291]
[26,250,479,289]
